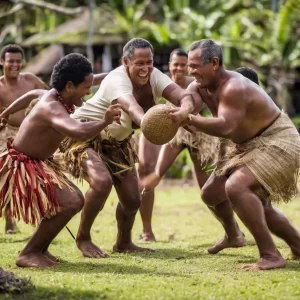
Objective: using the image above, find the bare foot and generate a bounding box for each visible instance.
[76,239,107,258]
[208,233,246,254]
[289,241,300,260]
[242,256,287,270]
[5,216,17,234]
[139,232,156,242]
[290,249,300,260]
[16,252,59,268]
[43,250,59,262]
[113,242,154,253]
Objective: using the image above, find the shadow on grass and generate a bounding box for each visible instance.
[3,285,108,300]
[110,247,208,261]
[113,246,253,260]
[0,235,30,243]
[188,243,254,254]
[24,261,186,278]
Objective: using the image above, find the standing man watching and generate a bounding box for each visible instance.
[0,44,48,234]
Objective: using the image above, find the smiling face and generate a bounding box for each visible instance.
[169,54,188,82]
[124,48,153,87]
[67,73,94,107]
[188,49,215,88]
[1,52,23,79]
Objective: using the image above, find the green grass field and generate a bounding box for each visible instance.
[1,184,300,300]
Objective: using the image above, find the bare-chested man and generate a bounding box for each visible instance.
[142,66,260,190]
[0,53,121,268]
[59,38,196,258]
[0,44,49,234]
[140,59,260,243]
[139,49,217,241]
[169,39,300,270]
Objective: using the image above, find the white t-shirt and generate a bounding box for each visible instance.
[72,65,173,141]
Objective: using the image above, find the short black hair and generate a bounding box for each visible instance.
[50,53,92,91]
[123,38,154,60]
[0,44,24,61]
[188,39,223,66]
[235,67,259,85]
[169,49,188,62]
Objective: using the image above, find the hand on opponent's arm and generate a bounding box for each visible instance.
[117,94,144,127]
[51,103,122,141]
[165,82,203,125]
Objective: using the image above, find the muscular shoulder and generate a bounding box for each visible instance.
[221,75,248,101]
[187,81,200,93]
[185,76,194,86]
[36,93,67,117]
[21,72,46,88]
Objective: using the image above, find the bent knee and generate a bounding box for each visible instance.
[63,188,84,214]
[225,179,238,201]
[201,186,215,206]
[123,196,141,214]
[138,162,156,178]
[90,175,112,194]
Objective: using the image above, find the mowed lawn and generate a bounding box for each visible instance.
[1,183,300,300]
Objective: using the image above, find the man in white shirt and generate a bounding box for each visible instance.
[62,38,197,258]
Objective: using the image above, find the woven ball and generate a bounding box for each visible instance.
[141,104,179,145]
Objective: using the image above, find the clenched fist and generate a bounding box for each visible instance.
[104,104,122,125]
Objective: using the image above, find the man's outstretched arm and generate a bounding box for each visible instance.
[51,104,121,141]
[176,84,246,138]
[117,94,145,127]
[0,89,47,120]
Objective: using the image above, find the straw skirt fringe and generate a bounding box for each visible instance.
[215,113,300,203]
[0,140,74,226]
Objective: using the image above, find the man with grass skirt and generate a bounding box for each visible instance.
[169,39,300,270]
[0,53,121,268]
[0,44,49,234]
[60,38,197,258]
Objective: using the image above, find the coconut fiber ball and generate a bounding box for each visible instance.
[141,104,179,145]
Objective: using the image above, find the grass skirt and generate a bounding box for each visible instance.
[215,112,300,203]
[169,127,218,164]
[0,124,18,149]
[60,132,139,184]
[0,139,73,226]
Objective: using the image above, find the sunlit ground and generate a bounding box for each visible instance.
[1,183,300,299]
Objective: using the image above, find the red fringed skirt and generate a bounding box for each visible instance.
[0,139,73,226]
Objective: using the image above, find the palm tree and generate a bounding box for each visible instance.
[106,0,172,45]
